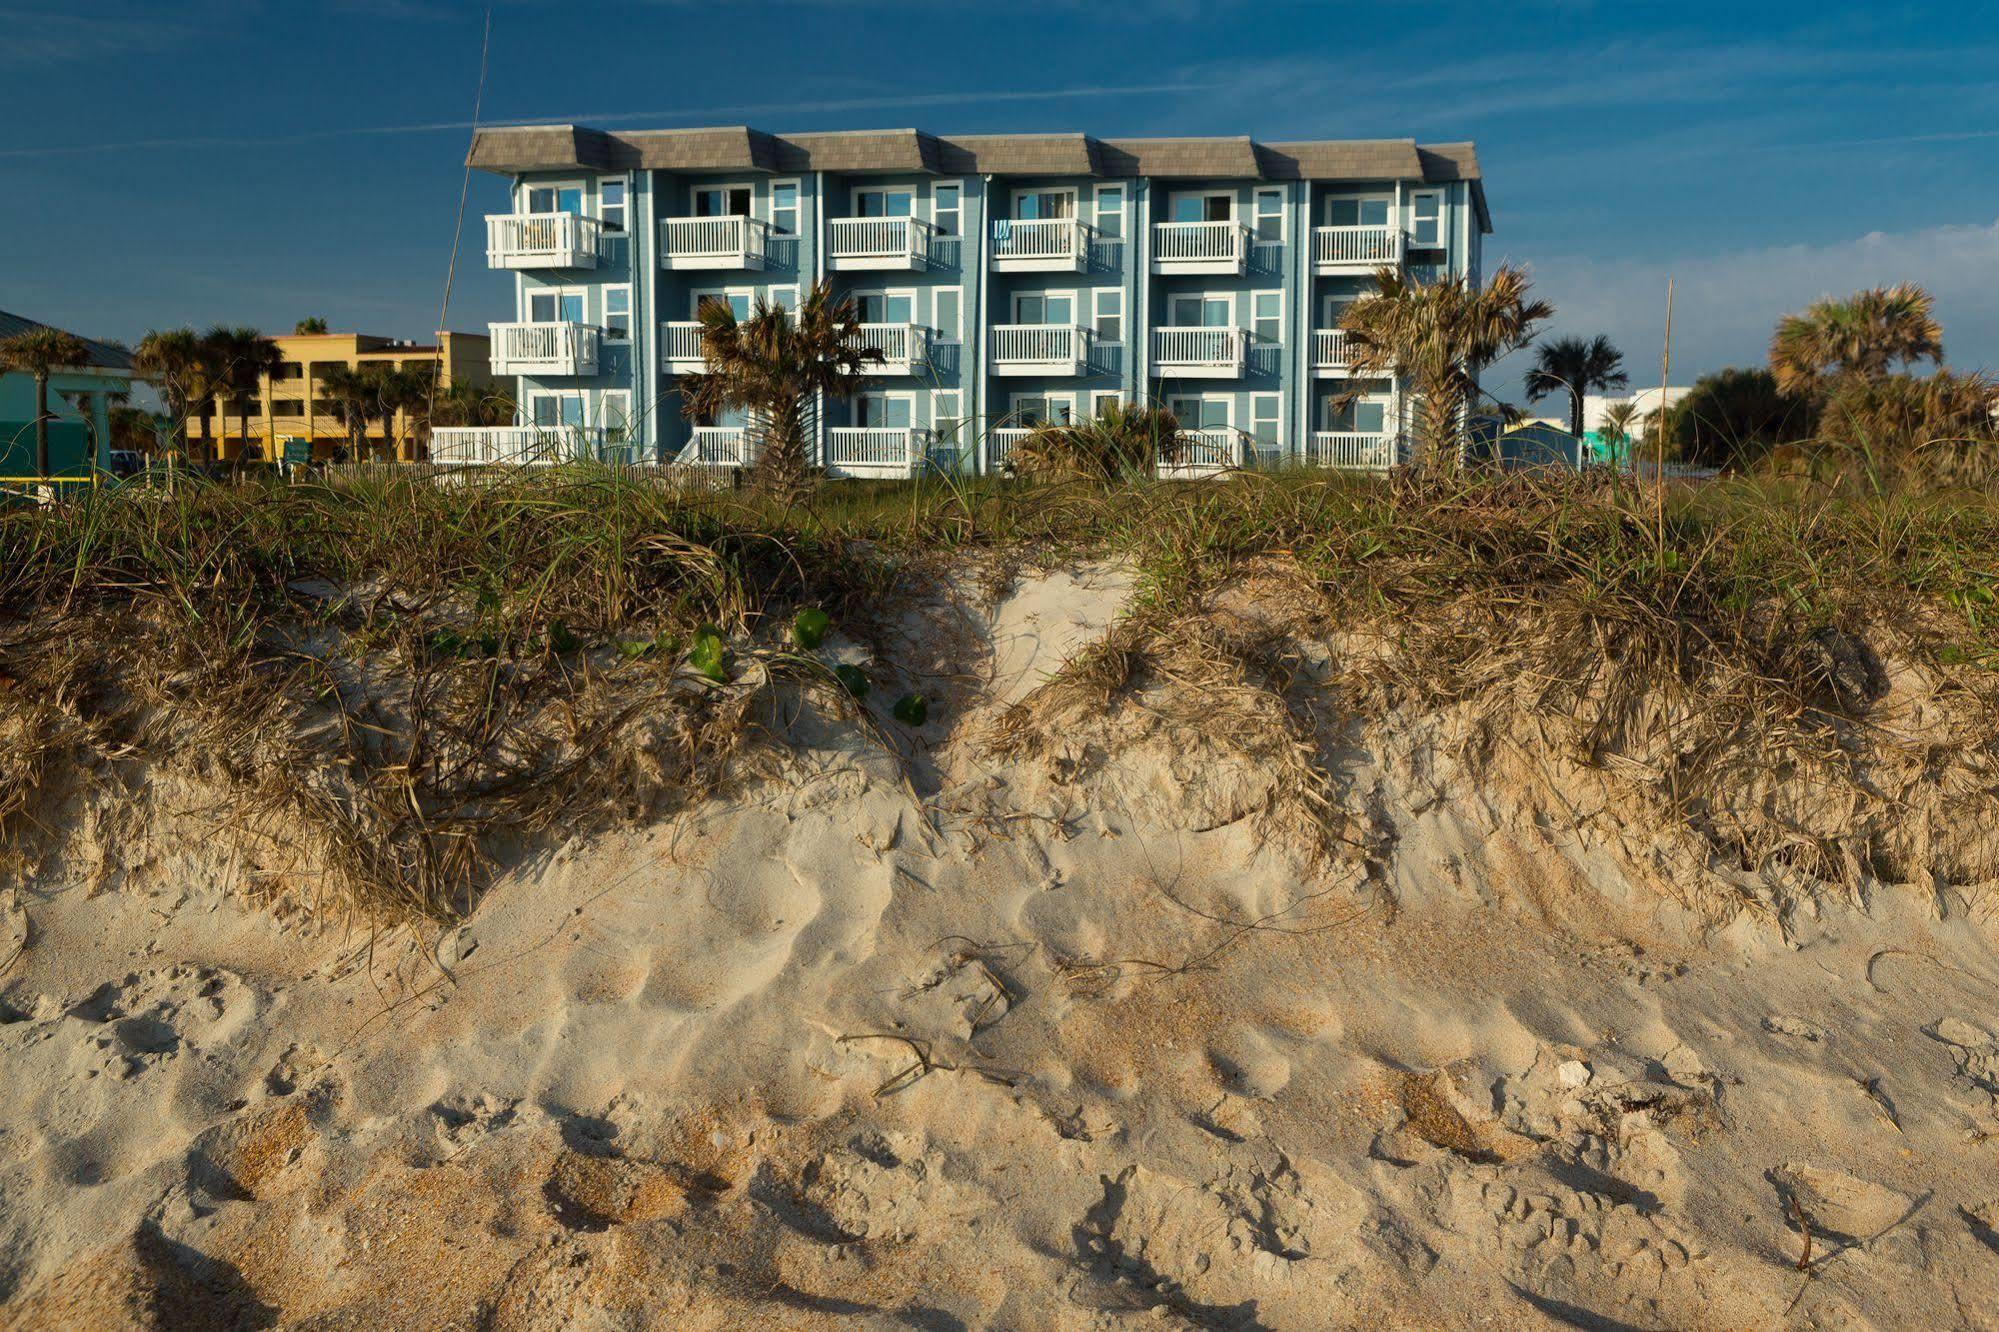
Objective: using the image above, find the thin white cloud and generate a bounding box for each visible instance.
[0,5,189,65]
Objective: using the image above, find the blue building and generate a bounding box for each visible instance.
[440,126,1490,476]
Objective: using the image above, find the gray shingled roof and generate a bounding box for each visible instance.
[0,311,134,372]
[465,126,1492,229]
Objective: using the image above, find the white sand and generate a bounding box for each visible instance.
[3,566,1998,1329]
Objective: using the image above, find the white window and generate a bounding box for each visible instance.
[934,288,961,341]
[932,184,961,238]
[603,285,632,341]
[1250,393,1281,447]
[692,288,754,319]
[933,390,962,436]
[529,392,585,428]
[772,285,799,315]
[853,289,915,324]
[1093,288,1124,343]
[1411,191,1443,248]
[1167,293,1231,327]
[600,390,633,441]
[1167,394,1231,431]
[1170,191,1233,223]
[1012,393,1074,426]
[1252,291,1282,344]
[1322,293,1359,327]
[598,178,627,233]
[1014,188,1075,220]
[1091,390,1121,419]
[526,288,585,323]
[524,181,584,216]
[770,181,800,235]
[1253,188,1284,243]
[854,187,914,218]
[1324,395,1389,433]
[1013,291,1076,325]
[855,391,914,428]
[1326,195,1392,228]
[1094,185,1124,239]
[693,185,753,218]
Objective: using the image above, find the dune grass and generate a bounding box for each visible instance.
[0,462,1993,924]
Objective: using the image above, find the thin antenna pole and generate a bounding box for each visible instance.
[431,4,494,435]
[1656,275,1674,560]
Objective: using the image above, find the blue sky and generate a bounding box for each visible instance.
[4,0,1995,397]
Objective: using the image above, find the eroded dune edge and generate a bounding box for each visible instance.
[3,554,1998,1332]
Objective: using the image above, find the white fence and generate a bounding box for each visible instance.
[1305,432,1401,470]
[485,212,601,268]
[488,322,600,376]
[1151,326,1245,372]
[826,427,926,477]
[661,321,706,368]
[1313,225,1401,268]
[989,427,1033,466]
[1152,220,1251,267]
[659,215,771,267]
[990,324,1091,370]
[857,323,929,368]
[990,217,1093,264]
[1313,328,1355,370]
[676,426,754,467]
[1160,428,1243,476]
[827,217,935,266]
[431,425,612,465]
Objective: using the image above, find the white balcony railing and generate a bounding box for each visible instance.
[857,323,930,372]
[1313,328,1357,373]
[1312,225,1402,270]
[989,324,1094,375]
[431,425,614,465]
[827,217,935,269]
[1151,327,1247,377]
[489,322,600,377]
[990,427,1033,467]
[826,426,928,478]
[661,321,707,371]
[485,213,602,270]
[1151,220,1252,273]
[990,217,1095,270]
[675,426,755,468]
[659,216,771,270]
[1306,432,1402,471]
[1159,428,1243,478]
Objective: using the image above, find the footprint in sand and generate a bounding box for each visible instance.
[1761,1015,1827,1043]
[1924,1017,1999,1101]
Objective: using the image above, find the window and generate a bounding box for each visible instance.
[693,186,753,218]
[933,390,962,437]
[271,399,305,418]
[1251,394,1281,447]
[1093,288,1123,343]
[1324,396,1388,434]
[1171,192,1233,223]
[600,390,632,442]
[693,289,752,320]
[1411,191,1443,248]
[598,178,627,233]
[1254,188,1284,243]
[1015,189,1074,220]
[1013,394,1072,426]
[272,362,303,380]
[1167,293,1231,327]
[772,286,799,316]
[1091,391,1121,419]
[1094,185,1124,239]
[934,288,961,341]
[1167,394,1230,431]
[854,291,914,324]
[1253,291,1282,344]
[527,289,585,323]
[1014,292,1075,325]
[854,188,914,218]
[932,184,960,238]
[770,181,799,235]
[530,393,586,428]
[1326,196,1391,228]
[856,392,913,428]
[603,286,631,341]
[526,183,584,215]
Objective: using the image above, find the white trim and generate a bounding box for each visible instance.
[524,285,589,324]
[933,286,963,342]
[1012,288,1080,324]
[1249,391,1282,448]
[933,389,962,432]
[768,178,802,234]
[519,179,586,215]
[1323,191,1393,227]
[1012,185,1079,220]
[602,283,633,343]
[690,181,758,220]
[1009,391,1076,425]
[1251,288,1284,345]
[598,388,633,434]
[1165,291,1234,328]
[930,182,963,238]
[1090,389,1121,418]
[596,176,629,234]
[851,183,917,218]
[1093,183,1125,238]
[526,389,587,428]
[690,286,758,318]
[1166,392,1233,430]
[854,388,917,428]
[851,286,919,324]
[1409,189,1444,249]
[1169,189,1235,222]
[1092,286,1125,343]
[1253,186,1285,244]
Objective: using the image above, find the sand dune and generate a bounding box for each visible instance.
[3,564,1998,1329]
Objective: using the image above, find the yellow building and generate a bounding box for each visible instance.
[204,330,496,462]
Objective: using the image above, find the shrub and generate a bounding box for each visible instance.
[1006,402,1179,482]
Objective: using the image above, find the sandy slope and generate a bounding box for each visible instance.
[3,564,1999,1330]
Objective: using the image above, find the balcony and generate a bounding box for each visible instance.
[1150,327,1247,379]
[485,213,602,270]
[827,217,935,271]
[1306,432,1402,470]
[659,216,771,270]
[826,426,928,479]
[1158,429,1243,480]
[1313,225,1402,274]
[1151,221,1252,275]
[989,427,1033,469]
[1312,329,1359,375]
[431,425,616,465]
[489,322,600,377]
[857,323,930,375]
[990,218,1095,272]
[675,426,755,468]
[989,324,1095,376]
[661,321,707,374]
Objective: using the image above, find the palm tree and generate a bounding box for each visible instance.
[1770,283,1943,398]
[315,365,375,460]
[1340,264,1553,469]
[430,379,515,430]
[1598,400,1644,460]
[294,316,329,335]
[681,281,881,499]
[0,328,91,476]
[205,326,282,462]
[379,365,434,460]
[1661,367,1818,469]
[1524,334,1627,439]
[133,328,205,459]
